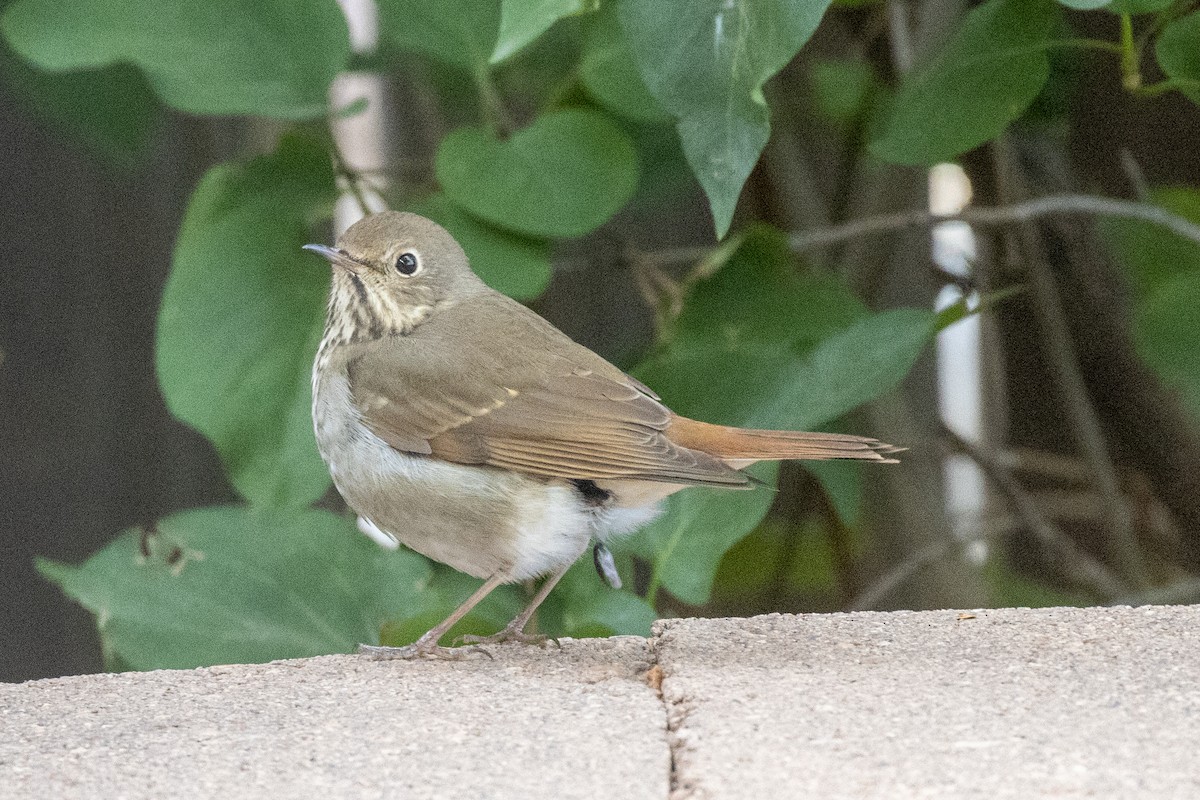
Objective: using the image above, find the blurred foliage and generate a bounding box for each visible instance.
[1103,188,1200,420]
[871,0,1058,164]
[157,134,335,508]
[5,0,1200,670]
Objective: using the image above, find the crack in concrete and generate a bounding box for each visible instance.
[648,619,697,800]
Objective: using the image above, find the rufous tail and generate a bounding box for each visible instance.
[666,415,903,463]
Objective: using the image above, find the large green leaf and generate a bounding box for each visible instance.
[0,0,348,118]
[379,0,500,72]
[492,0,588,64]
[668,225,866,351]
[1157,11,1200,105]
[625,230,936,605]
[639,310,936,437]
[157,135,337,508]
[547,559,657,638]
[626,463,779,606]
[1102,187,1200,299]
[1103,187,1200,420]
[809,59,880,127]
[748,309,939,430]
[0,47,160,165]
[37,507,432,670]
[983,557,1088,608]
[871,0,1058,166]
[436,108,639,238]
[1107,0,1172,12]
[617,0,833,238]
[580,4,669,122]
[410,193,552,300]
[805,459,864,528]
[1135,272,1200,420]
[378,566,525,646]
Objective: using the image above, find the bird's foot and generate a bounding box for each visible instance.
[458,625,560,649]
[357,640,492,661]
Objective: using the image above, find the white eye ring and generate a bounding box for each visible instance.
[394,251,420,276]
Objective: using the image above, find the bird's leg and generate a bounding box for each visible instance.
[459,560,576,648]
[358,571,508,660]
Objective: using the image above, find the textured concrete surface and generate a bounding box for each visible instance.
[0,636,667,800]
[3,607,1199,799]
[654,606,1200,799]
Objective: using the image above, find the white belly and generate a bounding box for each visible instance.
[312,367,659,580]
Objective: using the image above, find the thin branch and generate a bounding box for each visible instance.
[1118,150,1150,201]
[886,0,915,75]
[941,426,1130,599]
[329,140,373,219]
[1110,576,1200,608]
[790,193,1200,252]
[474,67,517,138]
[1021,234,1150,590]
[638,194,1200,269]
[988,142,1151,591]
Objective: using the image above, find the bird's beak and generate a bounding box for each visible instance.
[302,243,360,274]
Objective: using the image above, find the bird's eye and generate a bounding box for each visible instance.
[394,251,420,276]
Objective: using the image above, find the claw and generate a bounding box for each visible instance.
[457,628,561,649]
[357,641,493,660]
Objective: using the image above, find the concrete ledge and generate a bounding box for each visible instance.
[3,606,1199,798]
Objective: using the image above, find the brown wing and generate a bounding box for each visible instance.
[346,293,748,488]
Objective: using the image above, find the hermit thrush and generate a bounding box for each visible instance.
[305,211,899,658]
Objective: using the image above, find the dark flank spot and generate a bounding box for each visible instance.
[571,479,612,507]
[348,272,369,305]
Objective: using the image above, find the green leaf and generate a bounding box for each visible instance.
[1107,0,1172,12]
[628,462,779,606]
[0,0,349,118]
[805,459,863,528]
[627,230,935,605]
[1055,0,1110,8]
[549,559,657,638]
[1135,271,1200,420]
[0,47,161,165]
[1157,11,1200,105]
[492,0,589,64]
[710,519,790,600]
[37,506,432,670]
[379,566,524,646]
[784,522,841,592]
[157,134,337,508]
[617,0,834,238]
[870,0,1059,166]
[436,108,639,238]
[810,59,880,127]
[580,4,669,122]
[411,193,552,300]
[379,0,500,72]
[1103,187,1200,420]
[669,225,866,351]
[983,557,1088,607]
[1102,187,1200,299]
[644,306,936,433]
[748,308,938,430]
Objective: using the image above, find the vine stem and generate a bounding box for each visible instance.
[1119,13,1139,90]
[329,137,373,219]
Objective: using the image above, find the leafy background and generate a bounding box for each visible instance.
[3,0,1200,677]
